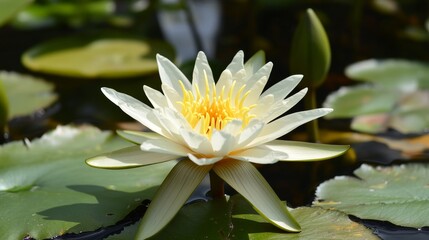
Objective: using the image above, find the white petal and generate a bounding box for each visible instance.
[192,51,215,98]
[244,62,272,86]
[213,161,301,232]
[262,88,308,123]
[229,146,286,164]
[215,69,233,97]
[143,85,168,108]
[221,119,243,136]
[247,108,333,147]
[211,130,236,156]
[249,94,274,118]
[156,54,191,95]
[261,74,303,101]
[136,159,212,239]
[180,128,213,155]
[161,83,182,111]
[236,119,264,148]
[101,87,166,137]
[188,153,223,166]
[244,50,266,75]
[86,146,178,169]
[141,137,189,156]
[264,140,350,161]
[243,77,268,106]
[226,50,244,75]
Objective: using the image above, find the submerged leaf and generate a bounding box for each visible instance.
[314,163,429,228]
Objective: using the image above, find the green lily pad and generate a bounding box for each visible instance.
[345,59,429,89]
[138,195,376,239]
[0,71,57,120]
[0,125,175,239]
[0,0,33,26]
[323,85,397,119]
[314,164,429,229]
[22,36,174,78]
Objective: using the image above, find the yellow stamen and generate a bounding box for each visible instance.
[177,79,256,138]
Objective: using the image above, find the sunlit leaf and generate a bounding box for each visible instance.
[0,71,57,120]
[0,125,175,239]
[290,8,331,87]
[22,35,174,78]
[314,163,429,228]
[345,59,429,89]
[0,0,33,26]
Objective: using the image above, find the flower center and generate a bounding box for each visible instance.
[178,72,255,138]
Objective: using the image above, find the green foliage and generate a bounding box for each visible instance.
[22,35,175,78]
[290,9,331,87]
[148,195,377,240]
[314,163,429,229]
[0,125,175,239]
[0,0,33,26]
[0,80,8,129]
[0,71,57,120]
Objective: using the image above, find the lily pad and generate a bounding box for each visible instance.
[345,59,429,89]
[323,85,398,119]
[22,35,174,78]
[0,125,175,239]
[144,195,377,239]
[314,164,429,229]
[0,0,32,26]
[0,71,57,120]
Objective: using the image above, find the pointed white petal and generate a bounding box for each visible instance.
[226,50,244,75]
[261,74,303,101]
[211,130,236,156]
[136,159,212,239]
[248,108,333,147]
[243,77,268,106]
[250,94,274,117]
[188,153,223,166]
[229,146,287,164]
[141,137,189,156]
[244,50,265,75]
[192,51,215,98]
[263,88,308,123]
[213,161,301,232]
[215,69,233,97]
[156,54,191,95]
[180,129,213,155]
[236,119,264,148]
[143,85,168,108]
[101,87,166,137]
[117,130,160,144]
[221,119,242,136]
[264,140,350,161]
[86,146,178,169]
[244,62,272,86]
[161,83,183,111]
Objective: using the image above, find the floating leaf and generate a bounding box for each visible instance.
[345,59,429,89]
[0,125,175,239]
[323,85,397,119]
[314,164,429,228]
[146,195,378,239]
[290,8,331,87]
[0,0,33,26]
[0,71,57,120]
[22,35,174,78]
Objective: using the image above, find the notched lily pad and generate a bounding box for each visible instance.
[0,125,175,239]
[147,195,377,239]
[314,163,429,229]
[22,35,174,78]
[0,71,57,120]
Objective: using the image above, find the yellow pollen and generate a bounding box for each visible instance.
[177,75,255,138]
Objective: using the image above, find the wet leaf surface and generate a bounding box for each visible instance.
[0,125,175,239]
[314,163,429,229]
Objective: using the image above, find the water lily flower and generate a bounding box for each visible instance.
[86,51,349,239]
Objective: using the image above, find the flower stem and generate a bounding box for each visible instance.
[209,170,224,199]
[305,87,320,143]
